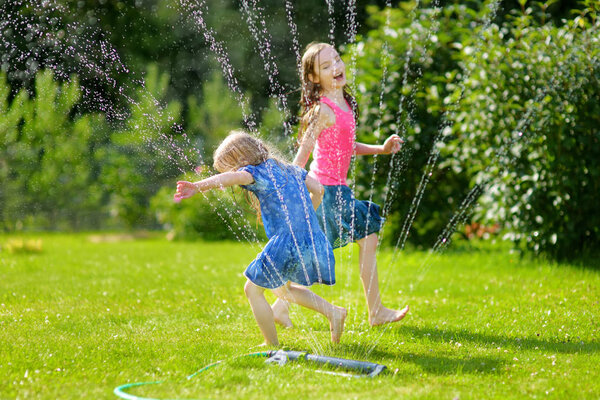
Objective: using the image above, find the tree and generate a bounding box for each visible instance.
[0,70,108,230]
[442,3,600,259]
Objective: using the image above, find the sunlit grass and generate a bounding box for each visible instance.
[1,233,598,399]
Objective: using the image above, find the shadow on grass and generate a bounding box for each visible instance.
[400,352,504,375]
[340,343,505,376]
[396,325,600,354]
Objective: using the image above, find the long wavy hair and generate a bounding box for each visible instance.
[213,130,285,222]
[297,42,358,145]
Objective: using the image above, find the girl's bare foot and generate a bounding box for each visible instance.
[369,305,409,326]
[272,299,293,328]
[329,306,347,343]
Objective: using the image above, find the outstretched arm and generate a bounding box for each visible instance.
[174,171,253,202]
[304,174,324,210]
[355,134,404,156]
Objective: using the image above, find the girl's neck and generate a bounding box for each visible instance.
[321,88,345,105]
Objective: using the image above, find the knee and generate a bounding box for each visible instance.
[244,280,259,298]
[272,282,292,301]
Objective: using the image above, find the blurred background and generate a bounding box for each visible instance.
[1,0,598,261]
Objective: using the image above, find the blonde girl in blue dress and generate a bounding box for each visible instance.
[174,131,346,346]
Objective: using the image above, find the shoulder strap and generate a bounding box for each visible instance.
[319,96,338,111]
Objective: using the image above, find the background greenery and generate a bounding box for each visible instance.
[2,3,598,399]
[1,0,599,260]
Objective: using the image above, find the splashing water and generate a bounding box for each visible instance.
[178,0,257,131]
[238,0,294,141]
[325,0,336,45]
[284,0,302,72]
[1,0,266,245]
[4,0,597,366]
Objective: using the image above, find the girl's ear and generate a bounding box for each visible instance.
[308,72,319,84]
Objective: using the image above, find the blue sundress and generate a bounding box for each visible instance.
[239,159,336,289]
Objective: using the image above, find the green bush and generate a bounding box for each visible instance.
[349,1,599,259]
[0,70,109,230]
[150,177,265,242]
[441,5,600,259]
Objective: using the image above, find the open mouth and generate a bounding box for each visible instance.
[334,71,344,81]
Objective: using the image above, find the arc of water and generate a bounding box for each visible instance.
[178,0,257,132]
[335,1,365,330]
[337,1,394,341]
[284,0,302,73]
[388,0,502,266]
[325,0,336,45]
[238,0,294,141]
[379,1,443,231]
[5,1,265,245]
[344,0,359,93]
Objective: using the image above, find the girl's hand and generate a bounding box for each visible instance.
[382,134,404,154]
[173,181,198,203]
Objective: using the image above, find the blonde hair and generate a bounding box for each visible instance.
[213,130,270,173]
[213,130,285,223]
[298,42,358,145]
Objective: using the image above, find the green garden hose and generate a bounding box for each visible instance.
[114,350,386,400]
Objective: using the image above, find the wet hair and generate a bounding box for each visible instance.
[213,130,271,173]
[213,130,285,222]
[298,42,358,144]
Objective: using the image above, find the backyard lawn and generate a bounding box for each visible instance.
[1,233,598,399]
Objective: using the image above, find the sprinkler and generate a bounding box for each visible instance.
[264,350,387,377]
[114,351,387,400]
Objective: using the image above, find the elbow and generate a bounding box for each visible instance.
[294,154,308,168]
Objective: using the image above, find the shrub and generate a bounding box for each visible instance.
[150,180,265,242]
[441,4,600,259]
[349,1,599,259]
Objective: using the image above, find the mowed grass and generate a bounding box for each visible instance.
[1,233,598,399]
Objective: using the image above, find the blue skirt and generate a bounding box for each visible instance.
[245,232,336,289]
[316,185,384,249]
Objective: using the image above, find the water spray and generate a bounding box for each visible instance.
[114,350,387,400]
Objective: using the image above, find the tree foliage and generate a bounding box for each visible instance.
[0,70,108,229]
[351,0,600,259]
[442,5,600,259]
[2,0,598,260]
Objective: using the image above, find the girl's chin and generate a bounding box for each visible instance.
[333,76,346,87]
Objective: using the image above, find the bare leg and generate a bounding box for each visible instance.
[272,298,293,328]
[272,283,346,343]
[357,233,409,326]
[244,280,279,346]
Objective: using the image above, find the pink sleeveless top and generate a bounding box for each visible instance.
[309,96,356,186]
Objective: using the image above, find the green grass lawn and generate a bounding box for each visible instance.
[1,233,598,399]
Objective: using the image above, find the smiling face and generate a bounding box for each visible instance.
[309,45,346,93]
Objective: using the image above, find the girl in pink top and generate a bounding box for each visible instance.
[272,42,409,328]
